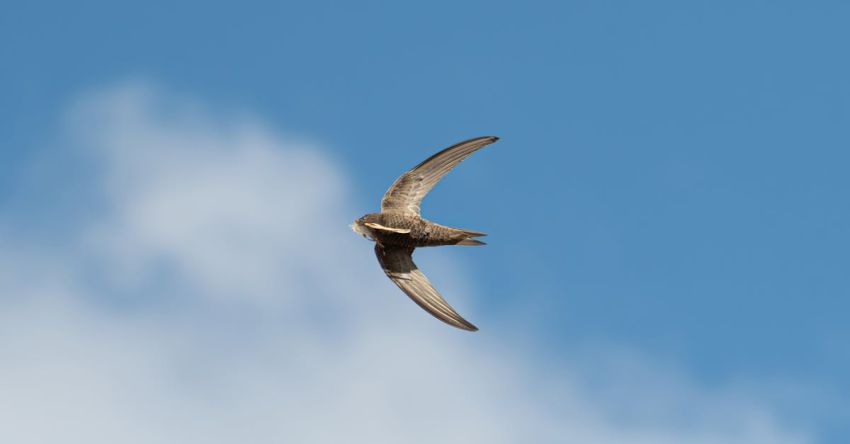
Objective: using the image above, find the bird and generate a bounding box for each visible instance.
[351,135,499,331]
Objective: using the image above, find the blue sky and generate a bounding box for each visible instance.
[1,1,849,442]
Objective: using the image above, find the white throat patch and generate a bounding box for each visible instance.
[351,222,376,241]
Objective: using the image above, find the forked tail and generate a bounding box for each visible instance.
[456,229,487,246]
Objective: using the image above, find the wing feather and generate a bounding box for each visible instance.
[381,136,499,215]
[375,244,478,331]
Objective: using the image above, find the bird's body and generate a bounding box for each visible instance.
[352,212,486,248]
[352,136,499,331]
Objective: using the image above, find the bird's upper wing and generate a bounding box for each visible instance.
[380,136,499,216]
[375,244,478,331]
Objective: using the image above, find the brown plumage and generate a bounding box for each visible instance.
[352,136,499,331]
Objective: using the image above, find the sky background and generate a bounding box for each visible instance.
[1,1,848,443]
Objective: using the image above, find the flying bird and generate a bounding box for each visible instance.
[352,136,499,331]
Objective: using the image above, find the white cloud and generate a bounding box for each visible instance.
[0,82,811,444]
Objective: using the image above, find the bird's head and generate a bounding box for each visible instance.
[350,215,377,241]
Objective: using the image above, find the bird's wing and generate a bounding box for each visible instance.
[381,136,499,216]
[364,222,411,234]
[375,243,478,331]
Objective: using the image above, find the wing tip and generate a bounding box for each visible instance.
[450,316,479,332]
[468,135,499,145]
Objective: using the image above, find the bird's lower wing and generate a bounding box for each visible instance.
[374,244,478,331]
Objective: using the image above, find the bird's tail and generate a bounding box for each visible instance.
[456,229,487,246]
